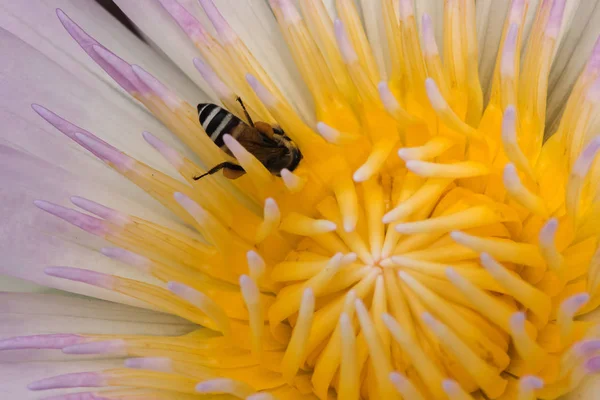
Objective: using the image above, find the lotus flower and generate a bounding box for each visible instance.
[2,0,600,398]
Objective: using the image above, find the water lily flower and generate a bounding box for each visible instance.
[3,0,600,398]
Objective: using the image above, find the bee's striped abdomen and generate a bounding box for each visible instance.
[197,103,243,147]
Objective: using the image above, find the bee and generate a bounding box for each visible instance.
[193,98,302,180]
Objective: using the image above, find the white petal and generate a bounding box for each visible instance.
[115,0,314,123]
[547,2,600,130]
[0,276,51,293]
[110,0,219,100]
[359,0,388,79]
[0,146,194,307]
[414,0,444,51]
[0,27,197,183]
[565,309,600,399]
[476,0,590,104]
[0,292,192,397]
[0,0,208,108]
[476,0,511,96]
[0,291,191,362]
[0,359,121,399]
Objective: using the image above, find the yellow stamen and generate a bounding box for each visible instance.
[406,160,489,178]
[338,311,360,400]
[398,137,454,161]
[442,378,475,400]
[421,312,507,398]
[397,271,509,370]
[333,172,359,232]
[446,268,534,335]
[279,212,336,236]
[311,291,356,398]
[281,288,315,383]
[389,372,425,400]
[509,312,549,373]
[363,178,385,260]
[280,168,307,193]
[424,79,482,140]
[503,163,549,217]
[335,0,380,85]
[256,198,281,243]
[517,375,544,400]
[383,313,447,398]
[480,253,551,326]
[395,205,500,235]
[557,293,590,343]
[240,275,264,359]
[354,298,398,399]
[167,282,231,337]
[451,231,545,269]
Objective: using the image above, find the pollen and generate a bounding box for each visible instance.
[4,0,600,399]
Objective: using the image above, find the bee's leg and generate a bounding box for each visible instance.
[193,162,245,180]
[236,97,255,127]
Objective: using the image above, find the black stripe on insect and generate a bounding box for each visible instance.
[193,97,303,180]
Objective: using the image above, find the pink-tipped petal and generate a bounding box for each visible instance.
[174,192,205,219]
[585,356,600,373]
[575,339,600,356]
[508,0,527,24]
[442,379,463,395]
[74,132,135,171]
[193,58,234,100]
[334,19,358,64]
[585,37,600,76]
[157,0,209,43]
[539,218,559,245]
[31,105,118,157]
[142,131,185,169]
[34,200,111,236]
[91,45,147,94]
[124,357,173,372]
[502,105,518,143]
[70,197,131,227]
[44,267,116,290]
[520,375,544,390]
[315,122,337,142]
[246,74,277,107]
[503,163,521,190]
[56,9,138,93]
[275,0,302,24]
[40,393,111,400]
[572,138,600,177]
[378,81,401,114]
[560,293,590,315]
[132,65,182,110]
[62,340,126,356]
[101,247,151,272]
[501,24,519,77]
[510,312,527,332]
[0,334,84,351]
[28,372,105,391]
[43,392,111,400]
[197,0,237,43]
[398,0,414,20]
[421,14,439,56]
[425,78,448,110]
[546,0,567,38]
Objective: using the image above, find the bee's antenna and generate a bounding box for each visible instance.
[236,97,255,127]
[193,162,245,180]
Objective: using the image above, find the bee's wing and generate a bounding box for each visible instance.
[227,125,283,161]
